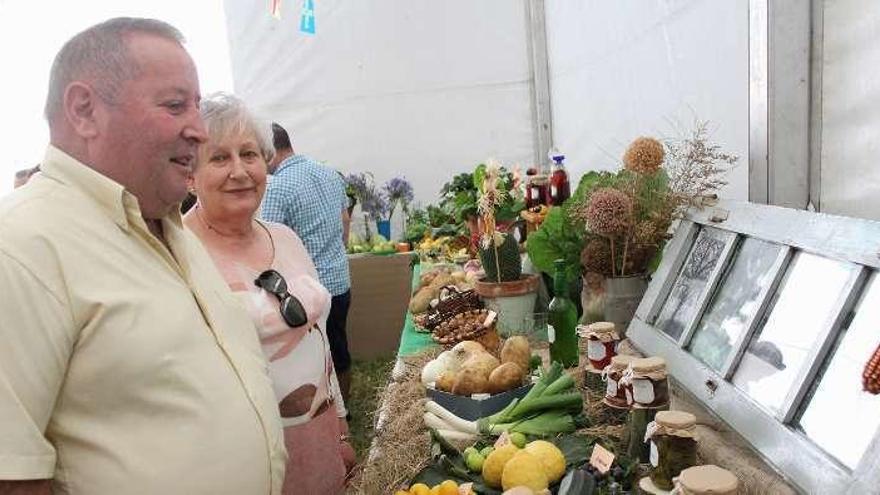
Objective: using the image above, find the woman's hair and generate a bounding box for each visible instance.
[198,92,275,164]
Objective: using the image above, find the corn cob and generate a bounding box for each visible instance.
[862,342,880,395]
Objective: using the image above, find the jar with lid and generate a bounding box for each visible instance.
[578,321,619,370]
[525,174,549,208]
[603,355,635,408]
[620,356,669,407]
[645,410,698,490]
[674,465,739,495]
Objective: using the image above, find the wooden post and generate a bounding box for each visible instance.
[626,404,669,463]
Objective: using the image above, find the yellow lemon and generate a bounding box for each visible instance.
[481,443,520,488]
[437,479,459,495]
[523,440,567,483]
[429,485,441,495]
[409,483,430,495]
[394,491,410,495]
[501,450,549,492]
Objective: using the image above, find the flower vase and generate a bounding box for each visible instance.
[376,219,391,240]
[580,273,648,337]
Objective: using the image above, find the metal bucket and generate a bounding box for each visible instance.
[604,275,648,337]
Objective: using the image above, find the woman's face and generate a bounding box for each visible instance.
[192,129,268,220]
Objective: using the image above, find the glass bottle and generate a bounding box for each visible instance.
[549,259,579,367]
[549,152,570,205]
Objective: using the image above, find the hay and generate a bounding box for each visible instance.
[348,351,440,494]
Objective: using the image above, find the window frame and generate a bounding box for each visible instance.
[628,199,880,494]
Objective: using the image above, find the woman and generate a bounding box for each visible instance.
[183,93,355,494]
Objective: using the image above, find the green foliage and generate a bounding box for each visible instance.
[440,172,479,223]
[526,206,585,286]
[479,232,522,283]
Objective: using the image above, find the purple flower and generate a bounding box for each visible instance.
[382,176,414,218]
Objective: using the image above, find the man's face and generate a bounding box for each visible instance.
[90,33,207,218]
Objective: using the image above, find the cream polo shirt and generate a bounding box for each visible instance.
[0,146,286,494]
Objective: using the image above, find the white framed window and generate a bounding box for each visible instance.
[628,200,880,494]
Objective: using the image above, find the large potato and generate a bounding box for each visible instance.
[451,340,487,369]
[436,371,457,392]
[452,366,489,396]
[501,336,531,372]
[461,352,500,379]
[476,328,502,354]
[488,362,525,394]
[408,287,435,313]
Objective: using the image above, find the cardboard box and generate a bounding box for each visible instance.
[347,253,414,360]
[425,383,534,421]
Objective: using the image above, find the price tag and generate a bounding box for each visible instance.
[650,441,659,467]
[483,310,497,327]
[494,430,512,449]
[632,378,656,405]
[587,340,607,361]
[589,443,615,474]
[547,324,556,343]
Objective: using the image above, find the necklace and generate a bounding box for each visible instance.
[194,204,275,266]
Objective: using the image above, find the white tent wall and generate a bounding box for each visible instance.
[819,0,880,221]
[222,0,536,239]
[544,1,750,200]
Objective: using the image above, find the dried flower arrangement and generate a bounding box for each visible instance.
[476,159,523,283]
[571,122,738,278]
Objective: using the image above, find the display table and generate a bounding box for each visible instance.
[347,252,416,360]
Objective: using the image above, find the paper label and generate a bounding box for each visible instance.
[550,185,558,197]
[587,340,607,361]
[625,388,633,405]
[632,378,656,404]
[494,431,512,449]
[483,310,497,327]
[605,378,618,398]
[547,324,556,343]
[650,441,659,467]
[531,187,540,198]
[589,443,615,474]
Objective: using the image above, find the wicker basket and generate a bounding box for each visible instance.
[423,285,483,329]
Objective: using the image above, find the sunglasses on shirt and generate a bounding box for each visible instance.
[253,269,308,328]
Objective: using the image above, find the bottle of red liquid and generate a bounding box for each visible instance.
[549,152,570,206]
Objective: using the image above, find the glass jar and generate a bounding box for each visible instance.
[675,465,739,495]
[603,355,635,408]
[525,175,549,208]
[621,356,669,407]
[577,321,619,370]
[646,410,698,490]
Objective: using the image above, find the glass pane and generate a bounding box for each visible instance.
[688,237,782,371]
[732,253,858,415]
[656,227,732,341]
[798,273,880,469]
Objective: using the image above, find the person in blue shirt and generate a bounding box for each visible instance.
[262,123,353,404]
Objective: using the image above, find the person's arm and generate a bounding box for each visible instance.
[0,249,73,486]
[341,207,351,246]
[0,480,52,495]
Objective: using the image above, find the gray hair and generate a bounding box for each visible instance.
[199,93,276,165]
[44,17,184,120]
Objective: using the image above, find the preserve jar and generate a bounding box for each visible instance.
[620,356,669,407]
[525,174,550,208]
[578,321,619,370]
[603,355,635,408]
[674,465,739,495]
[646,410,698,490]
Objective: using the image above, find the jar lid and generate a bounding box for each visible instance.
[678,465,739,494]
[632,356,666,373]
[587,321,616,335]
[610,355,635,370]
[655,410,697,430]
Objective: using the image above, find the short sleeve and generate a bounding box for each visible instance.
[0,250,74,479]
[260,180,290,225]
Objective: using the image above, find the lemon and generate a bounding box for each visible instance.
[501,450,549,492]
[429,485,441,495]
[409,483,430,495]
[524,440,566,483]
[481,443,520,488]
[438,479,459,495]
[394,491,410,495]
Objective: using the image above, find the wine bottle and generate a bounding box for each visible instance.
[548,259,579,367]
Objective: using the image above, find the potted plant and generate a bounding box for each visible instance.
[568,122,738,334]
[381,176,414,240]
[472,160,537,336]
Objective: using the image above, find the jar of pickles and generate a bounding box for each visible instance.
[578,321,619,369]
[603,355,635,408]
[674,465,739,495]
[620,356,669,408]
[645,410,698,490]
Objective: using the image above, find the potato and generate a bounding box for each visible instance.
[501,336,531,372]
[476,329,502,354]
[451,341,487,367]
[452,366,489,396]
[408,287,435,313]
[436,371,457,392]
[488,362,524,394]
[463,351,500,376]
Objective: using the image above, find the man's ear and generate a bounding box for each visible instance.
[63,82,101,139]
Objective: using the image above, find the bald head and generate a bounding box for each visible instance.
[44,17,184,124]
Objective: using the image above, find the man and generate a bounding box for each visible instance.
[0,18,285,495]
[262,123,354,403]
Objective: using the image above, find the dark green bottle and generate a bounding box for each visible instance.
[548,259,579,367]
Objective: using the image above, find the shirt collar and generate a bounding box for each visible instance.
[40,144,183,232]
[274,153,304,175]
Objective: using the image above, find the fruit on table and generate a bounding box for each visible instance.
[487,362,525,394]
[437,479,459,495]
[482,444,520,488]
[501,336,532,374]
[508,432,527,449]
[501,450,549,492]
[523,440,566,483]
[465,451,485,472]
[409,483,430,495]
[480,446,495,457]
